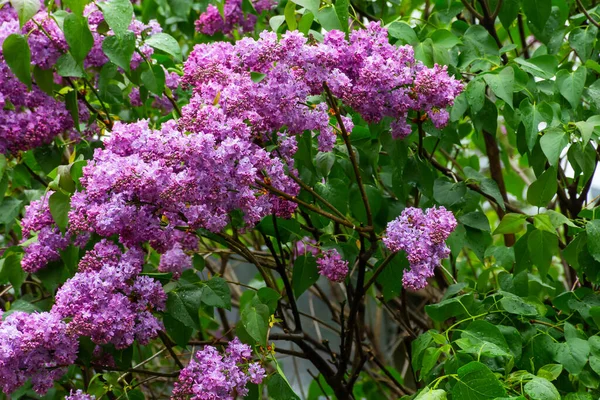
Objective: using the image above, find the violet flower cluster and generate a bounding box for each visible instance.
[171,338,266,400]
[20,194,70,273]
[383,206,457,290]
[65,390,96,400]
[65,118,297,275]
[195,0,277,36]
[0,311,78,395]
[317,249,349,282]
[0,5,81,154]
[52,242,166,349]
[183,21,463,148]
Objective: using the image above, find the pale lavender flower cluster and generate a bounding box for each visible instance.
[383,206,457,290]
[83,2,162,70]
[67,118,297,274]
[20,195,70,273]
[183,22,462,149]
[52,244,166,349]
[65,390,96,400]
[0,311,78,395]
[195,0,276,36]
[317,249,348,282]
[171,338,266,400]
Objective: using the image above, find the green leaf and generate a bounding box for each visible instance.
[553,336,590,376]
[483,67,514,108]
[316,6,341,31]
[97,0,133,37]
[527,229,558,277]
[540,128,568,166]
[500,291,540,316]
[2,34,31,89]
[65,88,80,132]
[141,64,165,95]
[451,361,507,399]
[200,277,231,310]
[292,254,319,299]
[522,0,551,31]
[0,254,26,292]
[56,53,85,77]
[268,372,301,400]
[257,287,280,315]
[290,0,319,14]
[556,67,587,110]
[527,167,557,207]
[586,220,600,264]
[537,364,563,381]
[102,32,135,72]
[284,0,297,30]
[493,213,527,235]
[145,33,182,62]
[387,21,418,45]
[498,0,519,29]
[415,388,447,400]
[298,12,314,35]
[524,377,560,400]
[163,314,193,347]
[63,13,94,62]
[49,191,71,233]
[166,285,203,329]
[425,293,474,323]
[33,66,55,95]
[575,120,594,145]
[333,0,349,34]
[455,320,512,357]
[458,212,490,232]
[569,25,598,63]
[63,0,89,15]
[0,198,23,225]
[241,303,270,346]
[519,99,551,151]
[10,0,40,27]
[465,78,485,113]
[269,15,285,32]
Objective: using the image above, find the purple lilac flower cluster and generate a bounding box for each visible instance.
[0,311,78,395]
[64,118,297,275]
[171,338,266,400]
[20,194,70,273]
[317,249,349,282]
[52,243,166,349]
[183,21,462,148]
[383,206,457,290]
[195,0,277,36]
[65,390,96,400]
[0,5,80,154]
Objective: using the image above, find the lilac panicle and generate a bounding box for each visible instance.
[317,249,349,283]
[0,311,78,395]
[171,337,265,400]
[384,206,456,290]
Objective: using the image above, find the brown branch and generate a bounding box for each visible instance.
[576,0,600,28]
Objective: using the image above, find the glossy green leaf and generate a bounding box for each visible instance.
[451,361,507,399]
[97,0,133,37]
[10,0,40,27]
[63,13,94,62]
[145,33,182,62]
[2,34,31,89]
[102,31,135,72]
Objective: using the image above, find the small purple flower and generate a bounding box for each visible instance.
[65,390,95,400]
[171,338,265,400]
[384,206,456,290]
[316,249,348,283]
